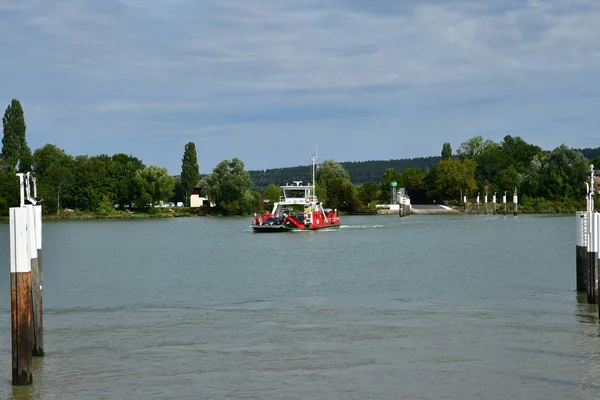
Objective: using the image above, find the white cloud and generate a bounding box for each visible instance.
[1,0,600,170]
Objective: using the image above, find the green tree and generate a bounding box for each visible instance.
[325,178,357,211]
[441,142,452,160]
[402,167,428,204]
[111,153,144,209]
[316,160,350,186]
[538,144,588,201]
[2,99,32,172]
[180,142,200,206]
[263,183,283,207]
[200,158,253,215]
[434,158,477,201]
[33,144,75,213]
[358,181,379,206]
[134,165,175,208]
[72,155,117,212]
[456,135,495,161]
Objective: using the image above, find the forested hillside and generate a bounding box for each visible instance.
[249,156,441,189]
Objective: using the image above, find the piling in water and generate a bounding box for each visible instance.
[503,194,507,215]
[10,207,32,385]
[492,194,497,215]
[484,194,488,215]
[28,205,43,357]
[576,211,588,292]
[588,212,598,305]
[513,191,518,216]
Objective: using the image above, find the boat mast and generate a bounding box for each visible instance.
[312,146,317,191]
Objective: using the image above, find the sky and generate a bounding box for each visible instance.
[1,0,599,174]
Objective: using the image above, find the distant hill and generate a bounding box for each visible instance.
[575,147,600,160]
[248,156,441,190]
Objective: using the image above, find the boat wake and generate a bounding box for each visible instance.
[340,224,384,230]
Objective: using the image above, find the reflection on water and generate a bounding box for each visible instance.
[0,215,599,399]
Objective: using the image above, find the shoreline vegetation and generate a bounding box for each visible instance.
[1,98,598,219]
[0,199,582,223]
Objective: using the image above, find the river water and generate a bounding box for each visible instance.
[0,214,598,399]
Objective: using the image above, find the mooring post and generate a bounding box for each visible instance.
[492,193,497,215]
[484,192,488,215]
[588,211,597,304]
[25,173,44,357]
[595,213,600,315]
[10,206,33,385]
[463,195,467,213]
[26,204,43,356]
[476,193,480,215]
[503,192,507,215]
[576,211,588,292]
[513,188,518,216]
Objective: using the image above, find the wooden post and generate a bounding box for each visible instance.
[476,193,480,215]
[484,192,488,215]
[513,188,518,216]
[576,211,588,292]
[492,193,497,215]
[463,196,467,213]
[10,207,32,385]
[588,212,597,304]
[503,192,507,215]
[28,205,43,356]
[595,213,600,316]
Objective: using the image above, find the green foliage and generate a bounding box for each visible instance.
[180,142,200,206]
[263,184,282,205]
[402,168,428,204]
[2,99,31,172]
[325,178,356,211]
[358,181,379,206]
[200,158,253,215]
[434,158,477,201]
[316,160,351,186]
[33,144,75,214]
[111,153,145,209]
[441,142,452,160]
[134,165,175,208]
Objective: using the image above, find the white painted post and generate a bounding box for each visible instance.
[589,212,597,304]
[16,173,25,208]
[463,195,467,213]
[476,194,480,215]
[484,193,488,215]
[503,192,507,215]
[492,193,497,215]
[10,207,32,385]
[513,188,518,216]
[26,204,43,357]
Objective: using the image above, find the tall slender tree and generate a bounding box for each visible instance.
[441,142,452,159]
[180,142,200,206]
[2,99,32,172]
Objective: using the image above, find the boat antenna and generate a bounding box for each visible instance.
[312,147,317,189]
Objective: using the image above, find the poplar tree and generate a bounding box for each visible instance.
[2,99,32,172]
[180,142,200,206]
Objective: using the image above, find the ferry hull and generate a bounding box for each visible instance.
[252,223,340,233]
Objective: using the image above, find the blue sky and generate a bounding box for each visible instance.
[1,0,599,174]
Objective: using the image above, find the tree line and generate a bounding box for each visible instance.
[0,98,595,216]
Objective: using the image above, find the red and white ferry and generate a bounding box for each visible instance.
[251,155,341,232]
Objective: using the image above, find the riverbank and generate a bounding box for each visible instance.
[0,201,585,222]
